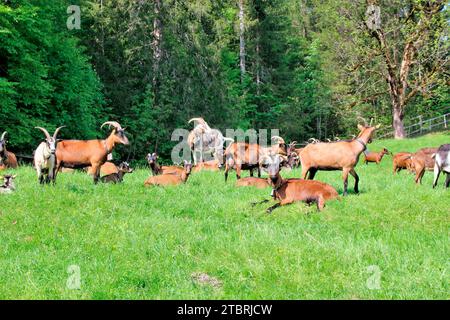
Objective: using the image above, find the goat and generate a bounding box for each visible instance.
[34,126,65,184]
[235,177,270,189]
[146,152,184,176]
[56,121,129,183]
[86,161,119,176]
[299,122,380,195]
[364,148,391,165]
[224,136,287,182]
[187,118,233,165]
[253,153,339,212]
[393,152,413,174]
[0,174,16,194]
[0,131,18,169]
[144,160,193,187]
[410,148,437,184]
[100,162,133,184]
[192,159,221,173]
[432,144,450,188]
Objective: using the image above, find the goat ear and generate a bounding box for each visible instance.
[357,124,365,131]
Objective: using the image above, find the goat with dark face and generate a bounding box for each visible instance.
[0,131,18,169]
[0,174,16,194]
[254,153,339,212]
[146,152,185,176]
[100,162,134,184]
[34,126,65,184]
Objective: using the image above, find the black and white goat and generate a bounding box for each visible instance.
[34,126,65,184]
[432,144,450,188]
[0,174,16,194]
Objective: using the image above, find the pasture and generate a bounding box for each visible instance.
[0,132,448,299]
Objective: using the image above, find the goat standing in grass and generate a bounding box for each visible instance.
[34,126,65,184]
[100,162,133,184]
[0,174,16,194]
[56,121,129,184]
[393,152,413,174]
[0,131,18,169]
[299,121,380,195]
[432,144,450,188]
[253,153,339,212]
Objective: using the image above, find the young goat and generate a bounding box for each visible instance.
[34,126,65,184]
[56,121,129,184]
[100,162,133,184]
[299,121,380,195]
[432,144,450,188]
[364,148,391,165]
[87,161,119,176]
[393,152,413,174]
[146,153,184,176]
[253,153,339,212]
[0,174,16,194]
[192,159,221,173]
[144,160,192,187]
[0,131,18,169]
[235,177,270,189]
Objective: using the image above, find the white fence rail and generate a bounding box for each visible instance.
[377,113,449,139]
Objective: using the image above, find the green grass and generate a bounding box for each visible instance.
[0,132,448,299]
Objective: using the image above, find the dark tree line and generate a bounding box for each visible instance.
[0,0,448,163]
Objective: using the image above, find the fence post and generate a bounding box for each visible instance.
[419,115,423,134]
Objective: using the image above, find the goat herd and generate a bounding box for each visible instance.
[0,118,449,213]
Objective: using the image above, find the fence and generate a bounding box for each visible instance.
[377,113,449,139]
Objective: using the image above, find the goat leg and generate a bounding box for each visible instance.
[445,173,450,188]
[266,203,281,214]
[251,199,269,206]
[432,166,440,188]
[349,169,359,194]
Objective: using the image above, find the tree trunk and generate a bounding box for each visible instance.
[153,0,162,94]
[238,0,246,83]
[393,106,406,139]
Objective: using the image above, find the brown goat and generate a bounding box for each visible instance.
[253,153,339,212]
[144,161,192,187]
[0,131,18,169]
[86,161,119,176]
[364,148,391,165]
[410,148,437,184]
[100,162,133,184]
[299,123,380,195]
[146,153,184,176]
[224,136,287,181]
[235,177,270,189]
[192,159,221,173]
[56,121,129,183]
[393,152,413,174]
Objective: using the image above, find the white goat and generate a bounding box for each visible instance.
[432,144,450,188]
[34,126,64,184]
[187,118,233,165]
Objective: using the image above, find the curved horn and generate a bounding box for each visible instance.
[271,135,285,144]
[53,126,65,139]
[188,117,206,125]
[35,127,51,140]
[101,121,122,130]
[289,141,297,146]
[0,131,6,141]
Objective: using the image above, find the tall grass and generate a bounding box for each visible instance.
[0,132,448,299]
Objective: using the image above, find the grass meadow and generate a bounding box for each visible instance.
[0,132,448,299]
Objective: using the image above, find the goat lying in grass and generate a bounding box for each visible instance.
[144,160,192,187]
[100,162,133,184]
[364,148,391,165]
[432,144,450,188]
[235,177,270,189]
[192,159,221,173]
[0,174,16,194]
[253,153,339,212]
[146,153,184,176]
